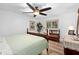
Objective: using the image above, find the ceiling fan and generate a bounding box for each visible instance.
[24,3,52,17]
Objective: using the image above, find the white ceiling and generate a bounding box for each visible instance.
[0,3,79,16]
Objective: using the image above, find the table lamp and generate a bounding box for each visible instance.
[68,26,75,35]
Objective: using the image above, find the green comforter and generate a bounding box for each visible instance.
[6,34,48,55]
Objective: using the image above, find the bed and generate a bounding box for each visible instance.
[0,34,48,55]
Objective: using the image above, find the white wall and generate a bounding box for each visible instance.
[59,12,77,38]
[0,10,49,36]
[37,10,77,40]
[0,8,78,39]
[0,10,28,36]
[26,11,78,40]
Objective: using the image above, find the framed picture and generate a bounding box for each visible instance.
[51,20,58,28]
[29,21,35,31]
[47,21,52,28]
[46,20,58,29]
[36,22,43,33]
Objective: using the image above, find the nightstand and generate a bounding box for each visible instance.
[63,35,79,55]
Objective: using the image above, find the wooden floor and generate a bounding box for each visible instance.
[42,40,64,55]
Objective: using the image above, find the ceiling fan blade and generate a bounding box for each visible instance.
[40,7,51,12]
[23,12,33,14]
[40,13,47,16]
[26,3,35,11]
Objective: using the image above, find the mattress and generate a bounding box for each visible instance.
[5,34,48,55]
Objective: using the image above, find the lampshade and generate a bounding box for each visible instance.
[68,26,74,30]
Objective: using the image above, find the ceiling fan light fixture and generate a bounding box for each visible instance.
[33,10,39,15]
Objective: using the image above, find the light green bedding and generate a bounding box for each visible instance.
[6,34,48,55]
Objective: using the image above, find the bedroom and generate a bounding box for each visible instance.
[0,3,79,55]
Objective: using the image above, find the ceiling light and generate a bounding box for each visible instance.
[33,10,39,15]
